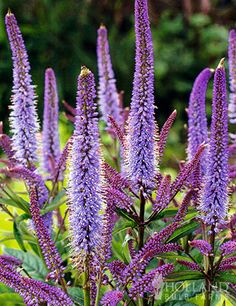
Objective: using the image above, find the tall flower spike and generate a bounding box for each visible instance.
[129,264,174,299]
[0,257,73,305]
[97,25,122,125]
[228,29,236,125]
[189,239,212,256]
[42,68,60,176]
[5,11,39,166]
[126,0,158,190]
[158,110,177,163]
[68,67,102,263]
[100,290,123,306]
[200,59,229,227]
[187,68,212,176]
[29,186,63,278]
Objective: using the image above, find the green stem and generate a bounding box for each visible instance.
[204,224,215,306]
[138,189,145,250]
[138,189,148,306]
[83,258,90,306]
[204,278,211,306]
[95,276,102,306]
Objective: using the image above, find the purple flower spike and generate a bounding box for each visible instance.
[0,257,73,306]
[101,290,123,306]
[129,264,174,299]
[5,11,39,166]
[68,67,102,262]
[158,110,177,163]
[97,25,122,125]
[187,68,212,172]
[122,222,180,284]
[228,29,236,125]
[174,191,193,222]
[153,175,171,212]
[126,0,158,190]
[189,239,212,256]
[0,255,22,267]
[200,59,229,227]
[218,264,236,271]
[220,241,236,256]
[29,186,63,277]
[220,256,236,266]
[42,68,60,176]
[109,260,127,285]
[170,143,207,198]
[99,198,117,263]
[177,260,202,271]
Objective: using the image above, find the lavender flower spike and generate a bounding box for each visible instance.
[68,66,102,262]
[200,59,229,227]
[29,186,63,278]
[42,68,60,176]
[5,11,39,166]
[187,68,212,173]
[101,290,123,306]
[228,29,236,125]
[97,25,122,124]
[189,239,212,256]
[126,0,158,190]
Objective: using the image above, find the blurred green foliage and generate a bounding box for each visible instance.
[0,0,235,158]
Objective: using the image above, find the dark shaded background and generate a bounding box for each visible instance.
[0,0,235,156]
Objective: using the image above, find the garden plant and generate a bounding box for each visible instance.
[0,0,236,305]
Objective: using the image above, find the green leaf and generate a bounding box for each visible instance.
[166,271,204,282]
[216,273,236,284]
[158,253,191,261]
[13,221,27,252]
[0,283,14,294]
[15,213,30,223]
[41,190,66,214]
[116,208,137,223]
[167,221,199,243]
[67,287,83,303]
[4,248,48,280]
[0,197,29,214]
[0,187,30,214]
[0,293,24,304]
[113,221,136,235]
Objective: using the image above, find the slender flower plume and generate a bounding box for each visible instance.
[189,239,212,256]
[126,0,158,190]
[187,68,212,171]
[220,256,236,266]
[68,66,102,262]
[29,186,63,278]
[53,136,73,181]
[187,69,212,192]
[153,175,171,212]
[177,260,202,271]
[220,241,236,256]
[122,222,180,284]
[174,191,193,222]
[158,110,177,163]
[97,25,121,124]
[0,257,73,306]
[0,166,52,229]
[129,264,174,299]
[228,29,236,125]
[5,11,39,166]
[100,290,123,306]
[200,59,229,227]
[170,143,207,198]
[42,68,60,176]
[109,260,127,285]
[102,162,130,190]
